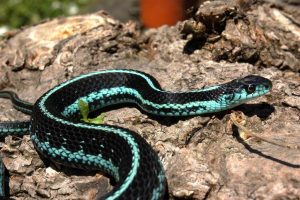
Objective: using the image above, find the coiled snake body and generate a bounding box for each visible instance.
[0,69,272,199]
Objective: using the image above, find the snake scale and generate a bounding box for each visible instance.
[0,69,272,199]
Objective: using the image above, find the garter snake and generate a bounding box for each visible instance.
[0,69,272,199]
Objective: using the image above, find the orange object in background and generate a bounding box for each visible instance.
[140,0,184,28]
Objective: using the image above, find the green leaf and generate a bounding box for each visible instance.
[78,99,89,121]
[88,113,105,124]
[78,99,105,124]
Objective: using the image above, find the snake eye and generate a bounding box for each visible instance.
[246,84,256,94]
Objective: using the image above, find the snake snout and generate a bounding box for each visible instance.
[263,79,272,91]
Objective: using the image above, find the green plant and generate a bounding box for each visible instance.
[78,99,105,124]
[0,0,91,29]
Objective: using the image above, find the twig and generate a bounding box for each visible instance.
[230,112,299,150]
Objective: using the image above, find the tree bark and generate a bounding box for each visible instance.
[0,1,299,199]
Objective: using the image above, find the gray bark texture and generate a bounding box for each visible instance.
[0,0,299,199]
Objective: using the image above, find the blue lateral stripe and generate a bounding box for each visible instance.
[0,127,28,133]
[151,167,165,200]
[61,87,232,117]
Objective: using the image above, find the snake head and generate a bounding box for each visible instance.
[239,75,272,95]
[222,75,272,106]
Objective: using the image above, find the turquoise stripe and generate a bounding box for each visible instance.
[0,127,28,133]
[151,167,165,200]
[62,85,267,117]
[62,87,232,117]
[0,127,29,137]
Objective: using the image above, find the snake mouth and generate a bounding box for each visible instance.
[264,80,273,92]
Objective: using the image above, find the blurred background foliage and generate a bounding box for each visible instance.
[0,0,138,34]
[0,0,92,29]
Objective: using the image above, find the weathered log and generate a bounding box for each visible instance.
[0,1,299,199]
